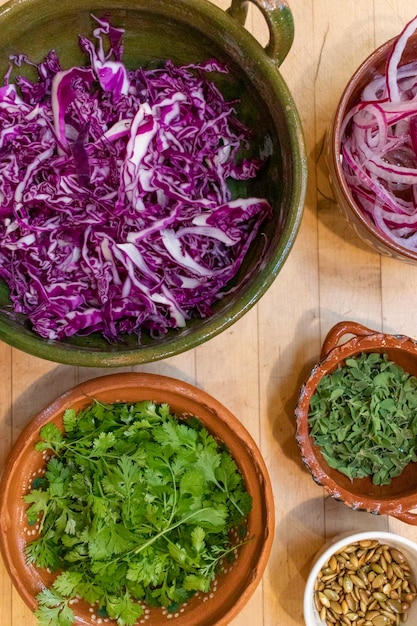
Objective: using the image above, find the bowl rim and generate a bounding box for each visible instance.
[0,371,275,626]
[328,32,417,262]
[0,0,307,367]
[303,530,417,626]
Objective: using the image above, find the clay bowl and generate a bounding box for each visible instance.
[0,0,307,367]
[327,28,417,263]
[0,372,274,626]
[304,530,417,626]
[295,320,417,525]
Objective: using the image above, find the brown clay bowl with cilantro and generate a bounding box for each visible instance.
[295,320,417,525]
[0,372,274,626]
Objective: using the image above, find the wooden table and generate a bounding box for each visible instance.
[2,1,417,624]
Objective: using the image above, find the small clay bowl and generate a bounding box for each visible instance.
[304,530,417,626]
[327,29,417,263]
[0,372,274,626]
[295,320,417,525]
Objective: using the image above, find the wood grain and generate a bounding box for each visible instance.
[2,2,417,625]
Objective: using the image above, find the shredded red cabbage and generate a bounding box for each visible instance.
[340,14,417,251]
[0,16,272,342]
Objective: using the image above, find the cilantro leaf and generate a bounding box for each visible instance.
[24,400,252,626]
[105,592,144,625]
[34,423,64,453]
[34,588,74,626]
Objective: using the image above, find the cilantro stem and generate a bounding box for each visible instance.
[128,508,213,557]
[26,399,252,625]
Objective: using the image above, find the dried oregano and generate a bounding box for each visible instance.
[308,352,417,485]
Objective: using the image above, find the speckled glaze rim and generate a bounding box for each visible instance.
[0,0,307,367]
[327,31,417,263]
[303,531,417,626]
[295,320,417,526]
[0,372,275,626]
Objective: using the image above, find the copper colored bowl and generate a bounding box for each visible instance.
[0,372,274,626]
[327,31,417,264]
[295,320,417,525]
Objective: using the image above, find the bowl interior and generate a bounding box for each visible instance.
[0,372,274,626]
[296,341,417,510]
[328,31,417,262]
[0,0,306,366]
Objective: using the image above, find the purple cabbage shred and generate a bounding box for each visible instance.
[0,16,272,342]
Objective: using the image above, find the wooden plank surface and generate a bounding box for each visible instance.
[2,1,417,625]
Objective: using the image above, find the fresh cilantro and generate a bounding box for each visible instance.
[308,352,417,485]
[34,588,74,626]
[25,401,252,625]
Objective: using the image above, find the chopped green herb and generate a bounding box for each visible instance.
[308,352,417,485]
[25,400,252,626]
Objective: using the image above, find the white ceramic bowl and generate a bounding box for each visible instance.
[304,531,417,626]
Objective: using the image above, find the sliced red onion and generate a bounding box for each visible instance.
[340,14,417,252]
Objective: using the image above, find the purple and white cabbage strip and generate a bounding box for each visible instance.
[0,17,271,342]
[341,14,417,252]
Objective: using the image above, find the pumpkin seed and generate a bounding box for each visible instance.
[390,549,407,565]
[371,616,390,626]
[349,554,359,569]
[346,592,358,612]
[323,567,336,576]
[329,555,338,571]
[346,612,359,622]
[318,591,331,607]
[330,600,343,615]
[325,589,340,602]
[383,548,392,564]
[392,564,405,579]
[372,592,387,603]
[372,574,387,589]
[382,583,392,596]
[386,599,402,614]
[351,574,367,589]
[380,607,397,621]
[314,541,417,626]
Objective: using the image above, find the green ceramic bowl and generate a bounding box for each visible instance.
[0,0,307,367]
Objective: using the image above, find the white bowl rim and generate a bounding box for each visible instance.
[303,530,417,626]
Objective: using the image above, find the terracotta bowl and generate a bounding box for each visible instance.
[0,0,307,367]
[295,320,417,525]
[326,29,417,263]
[0,372,274,626]
[304,530,417,626]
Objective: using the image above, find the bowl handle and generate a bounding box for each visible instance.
[320,321,377,360]
[226,0,294,66]
[391,510,417,525]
